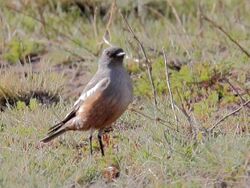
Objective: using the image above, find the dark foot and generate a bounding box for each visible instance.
[89,134,93,155]
[98,133,105,156]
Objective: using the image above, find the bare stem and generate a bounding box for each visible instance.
[166,0,191,58]
[120,12,158,120]
[209,100,250,132]
[129,108,178,132]
[202,15,250,58]
[102,0,117,47]
[225,78,249,108]
[162,48,179,131]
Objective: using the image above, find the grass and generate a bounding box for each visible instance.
[0,103,249,187]
[0,0,250,187]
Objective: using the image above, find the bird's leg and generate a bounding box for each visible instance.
[98,129,104,156]
[89,134,93,155]
[89,129,94,155]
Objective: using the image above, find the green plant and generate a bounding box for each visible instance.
[3,38,44,64]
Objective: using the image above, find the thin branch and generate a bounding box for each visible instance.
[175,88,203,135]
[129,107,178,132]
[92,7,98,40]
[103,33,113,47]
[162,48,179,130]
[209,100,250,132]
[165,0,191,58]
[105,0,116,35]
[224,78,249,133]
[101,0,117,47]
[128,108,194,143]
[202,15,250,58]
[175,89,193,128]
[225,78,250,108]
[120,12,158,119]
[166,0,190,39]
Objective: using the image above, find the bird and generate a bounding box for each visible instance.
[40,46,133,156]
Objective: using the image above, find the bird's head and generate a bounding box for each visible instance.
[99,47,126,67]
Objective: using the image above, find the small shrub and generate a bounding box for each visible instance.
[29,98,39,110]
[16,101,26,111]
[3,38,44,64]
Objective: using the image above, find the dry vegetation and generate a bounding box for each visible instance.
[0,0,249,187]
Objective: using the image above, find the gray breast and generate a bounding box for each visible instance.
[106,67,133,110]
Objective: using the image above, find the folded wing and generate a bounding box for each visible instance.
[40,77,110,142]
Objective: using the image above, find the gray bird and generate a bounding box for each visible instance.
[40,47,133,156]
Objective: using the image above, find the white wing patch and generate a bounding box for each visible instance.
[74,78,110,106]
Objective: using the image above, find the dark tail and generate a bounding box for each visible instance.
[40,129,66,143]
[47,122,64,135]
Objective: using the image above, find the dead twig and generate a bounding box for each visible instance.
[165,0,191,58]
[162,48,179,130]
[175,89,194,129]
[128,108,194,143]
[101,0,117,47]
[225,78,249,133]
[225,78,250,108]
[92,7,98,40]
[209,100,250,132]
[202,15,250,58]
[129,108,178,132]
[120,12,158,121]
[175,89,205,137]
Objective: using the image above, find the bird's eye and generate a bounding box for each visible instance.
[106,51,111,57]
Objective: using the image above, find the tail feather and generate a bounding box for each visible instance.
[40,129,66,143]
[47,122,64,135]
[48,122,63,131]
